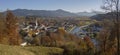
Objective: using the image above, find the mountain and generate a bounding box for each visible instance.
[3,9,105,17]
[3,9,78,17]
[76,11,105,17]
[90,14,106,21]
[90,12,120,21]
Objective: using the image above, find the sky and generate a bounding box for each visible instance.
[0,0,103,12]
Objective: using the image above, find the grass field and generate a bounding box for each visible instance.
[0,44,63,55]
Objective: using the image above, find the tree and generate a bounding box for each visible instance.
[101,0,120,55]
[5,10,21,45]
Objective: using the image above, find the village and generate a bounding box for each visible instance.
[19,17,101,46]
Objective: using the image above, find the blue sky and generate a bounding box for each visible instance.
[0,0,103,12]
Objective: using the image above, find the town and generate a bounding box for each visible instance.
[19,16,101,46]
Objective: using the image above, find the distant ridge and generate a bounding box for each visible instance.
[3,9,78,17]
[3,9,105,17]
[76,11,105,17]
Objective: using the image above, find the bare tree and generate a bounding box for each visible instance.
[101,0,119,55]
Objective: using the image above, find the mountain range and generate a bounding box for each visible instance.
[3,9,105,17]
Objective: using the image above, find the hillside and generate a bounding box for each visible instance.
[90,12,120,21]
[0,44,63,55]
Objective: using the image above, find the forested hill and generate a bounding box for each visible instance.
[2,9,105,17]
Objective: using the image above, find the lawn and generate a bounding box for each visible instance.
[0,44,63,55]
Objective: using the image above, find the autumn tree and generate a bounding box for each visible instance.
[0,13,7,44]
[5,10,21,45]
